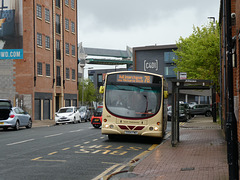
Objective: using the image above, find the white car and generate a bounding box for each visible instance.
[55,107,81,125]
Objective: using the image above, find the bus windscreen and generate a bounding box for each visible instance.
[105,73,162,119]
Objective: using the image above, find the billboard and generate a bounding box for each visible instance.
[0,0,23,59]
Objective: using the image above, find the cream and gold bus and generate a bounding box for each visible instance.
[100,71,168,140]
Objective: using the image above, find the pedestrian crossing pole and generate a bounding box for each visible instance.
[225,0,239,179]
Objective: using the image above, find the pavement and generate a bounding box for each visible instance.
[108,116,232,180]
[32,119,56,128]
[32,117,234,180]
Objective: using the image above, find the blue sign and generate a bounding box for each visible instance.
[0,49,23,59]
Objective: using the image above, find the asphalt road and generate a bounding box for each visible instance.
[0,122,171,180]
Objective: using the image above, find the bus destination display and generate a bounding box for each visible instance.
[117,74,152,84]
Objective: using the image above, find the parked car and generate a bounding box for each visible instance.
[78,106,91,122]
[91,106,103,128]
[55,107,81,125]
[189,102,197,108]
[0,99,32,130]
[167,105,188,122]
[189,104,212,117]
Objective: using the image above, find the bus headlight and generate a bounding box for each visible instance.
[105,124,110,128]
[149,126,159,131]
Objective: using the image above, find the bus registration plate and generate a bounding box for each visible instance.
[125,131,138,135]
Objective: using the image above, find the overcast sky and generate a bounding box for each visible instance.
[77,0,220,50]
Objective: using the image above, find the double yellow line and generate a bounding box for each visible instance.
[93,144,159,180]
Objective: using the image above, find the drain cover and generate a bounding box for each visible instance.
[181,167,195,171]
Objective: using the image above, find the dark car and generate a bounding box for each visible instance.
[167,105,188,122]
[78,106,91,122]
[0,99,32,130]
[189,104,212,117]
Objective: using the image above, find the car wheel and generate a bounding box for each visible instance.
[14,121,20,131]
[92,124,101,128]
[73,117,77,124]
[205,111,212,117]
[26,119,32,129]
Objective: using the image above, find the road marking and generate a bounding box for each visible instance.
[93,139,98,141]
[100,137,105,139]
[69,129,82,133]
[44,133,63,138]
[92,163,120,180]
[7,139,35,146]
[34,159,66,162]
[84,141,90,144]
[31,157,42,161]
[48,152,58,155]
[74,144,81,147]
[62,147,70,151]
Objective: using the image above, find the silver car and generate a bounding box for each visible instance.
[0,100,32,131]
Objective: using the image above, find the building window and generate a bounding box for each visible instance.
[45,36,50,49]
[66,68,70,79]
[65,18,69,30]
[56,14,61,34]
[56,40,61,60]
[71,45,75,56]
[72,69,75,80]
[71,21,75,33]
[37,62,42,75]
[45,8,50,22]
[65,0,69,6]
[56,0,60,8]
[65,43,69,55]
[46,64,50,76]
[36,4,42,18]
[164,66,176,77]
[164,52,177,63]
[56,66,61,86]
[37,33,42,46]
[71,0,75,9]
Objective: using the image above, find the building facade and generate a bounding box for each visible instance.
[133,45,211,105]
[0,0,78,120]
[220,0,240,160]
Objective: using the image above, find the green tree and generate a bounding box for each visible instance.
[79,79,100,106]
[173,22,220,89]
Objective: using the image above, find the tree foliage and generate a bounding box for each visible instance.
[78,79,101,106]
[173,22,220,88]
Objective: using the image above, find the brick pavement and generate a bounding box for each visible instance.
[115,117,230,180]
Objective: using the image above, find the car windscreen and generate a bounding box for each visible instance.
[58,108,73,113]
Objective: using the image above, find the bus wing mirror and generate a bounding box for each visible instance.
[99,86,104,94]
[164,91,168,99]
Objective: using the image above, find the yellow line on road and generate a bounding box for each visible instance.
[35,159,66,162]
[74,144,81,147]
[93,139,98,141]
[62,147,70,151]
[31,157,42,161]
[92,163,120,180]
[84,141,90,144]
[48,152,58,155]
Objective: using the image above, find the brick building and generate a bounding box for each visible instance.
[0,0,78,120]
[219,0,240,161]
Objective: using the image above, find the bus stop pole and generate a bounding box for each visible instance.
[176,86,179,142]
[171,82,177,147]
